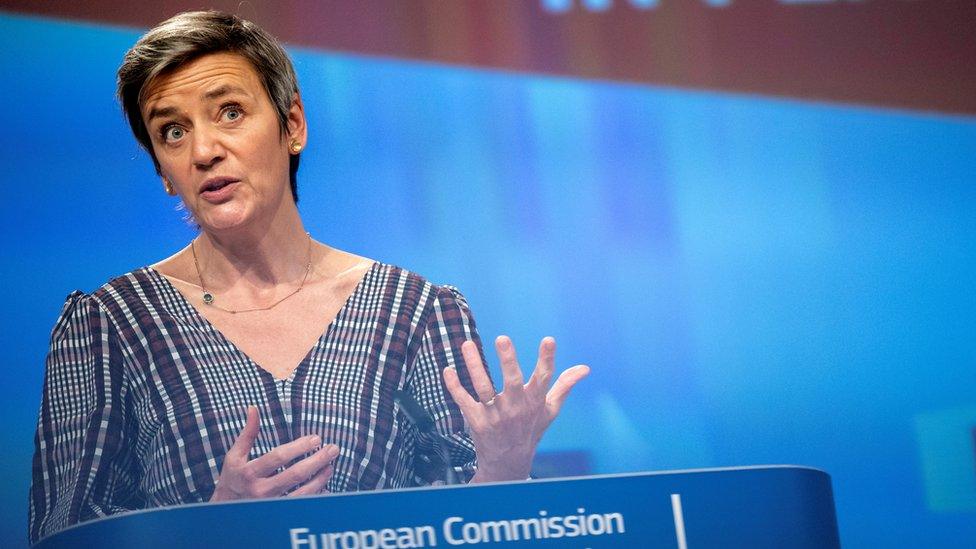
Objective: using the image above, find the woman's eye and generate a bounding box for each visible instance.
[163,126,185,142]
[224,108,242,121]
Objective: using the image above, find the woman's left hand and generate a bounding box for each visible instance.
[443,335,589,483]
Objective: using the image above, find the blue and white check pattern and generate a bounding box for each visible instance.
[29,263,486,543]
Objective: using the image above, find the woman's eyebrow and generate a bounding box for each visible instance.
[146,105,178,123]
[204,85,248,100]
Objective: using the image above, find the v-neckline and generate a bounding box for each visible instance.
[144,261,380,382]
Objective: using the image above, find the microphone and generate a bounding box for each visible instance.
[393,389,460,485]
[393,389,435,433]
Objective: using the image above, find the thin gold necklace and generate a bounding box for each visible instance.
[190,232,312,314]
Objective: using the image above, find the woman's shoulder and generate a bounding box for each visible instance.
[368,261,461,296]
[49,267,163,340]
[366,262,473,317]
[56,267,170,322]
[93,267,167,303]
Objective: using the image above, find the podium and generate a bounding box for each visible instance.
[35,465,839,548]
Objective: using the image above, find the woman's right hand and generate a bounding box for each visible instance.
[210,406,339,501]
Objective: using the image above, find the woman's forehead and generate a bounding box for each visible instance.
[141,52,262,114]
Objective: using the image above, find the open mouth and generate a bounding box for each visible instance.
[201,178,238,194]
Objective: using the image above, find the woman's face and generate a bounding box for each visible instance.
[141,52,304,233]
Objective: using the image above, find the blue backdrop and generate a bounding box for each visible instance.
[1,12,974,548]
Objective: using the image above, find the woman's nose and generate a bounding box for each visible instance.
[191,128,226,169]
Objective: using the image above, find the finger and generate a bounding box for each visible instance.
[495,336,525,393]
[460,340,496,403]
[545,365,590,422]
[443,366,479,416]
[287,461,335,497]
[267,444,339,495]
[228,406,260,461]
[526,337,556,396]
[252,433,325,477]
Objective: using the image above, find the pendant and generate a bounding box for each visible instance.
[203,292,214,305]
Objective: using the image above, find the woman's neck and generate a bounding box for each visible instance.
[193,206,315,291]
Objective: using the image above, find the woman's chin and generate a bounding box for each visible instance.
[195,205,252,233]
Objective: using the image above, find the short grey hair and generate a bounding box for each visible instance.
[117,10,301,202]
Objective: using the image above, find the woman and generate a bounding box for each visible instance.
[28,10,588,544]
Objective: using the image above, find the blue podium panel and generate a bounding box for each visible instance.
[35,466,839,548]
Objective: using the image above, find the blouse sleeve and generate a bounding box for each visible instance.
[406,285,491,484]
[29,292,143,544]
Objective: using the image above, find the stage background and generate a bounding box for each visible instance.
[1,1,974,547]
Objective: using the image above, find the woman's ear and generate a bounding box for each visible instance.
[286,92,308,149]
[161,177,176,196]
